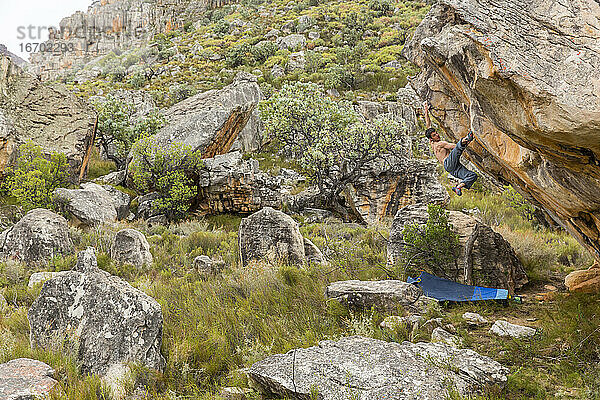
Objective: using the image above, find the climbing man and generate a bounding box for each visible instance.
[423,101,477,196]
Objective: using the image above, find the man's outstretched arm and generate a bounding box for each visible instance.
[423,101,431,129]
[441,141,456,150]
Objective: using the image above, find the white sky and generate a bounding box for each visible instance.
[0,0,91,61]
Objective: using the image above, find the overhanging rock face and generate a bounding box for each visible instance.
[403,0,600,260]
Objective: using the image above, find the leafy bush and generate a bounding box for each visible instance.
[94,97,166,169]
[259,82,406,211]
[1,142,70,211]
[130,136,204,220]
[395,204,460,279]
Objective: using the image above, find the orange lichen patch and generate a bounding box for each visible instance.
[112,16,124,33]
[378,177,401,219]
[202,106,254,159]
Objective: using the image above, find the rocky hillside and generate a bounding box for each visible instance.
[0,45,27,67]
[403,0,600,263]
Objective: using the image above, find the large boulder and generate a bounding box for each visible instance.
[0,209,73,267]
[239,207,305,267]
[110,229,153,268]
[152,71,263,157]
[54,183,130,226]
[28,248,164,375]
[403,0,600,262]
[0,55,95,181]
[0,358,57,400]
[249,336,508,399]
[326,280,437,314]
[388,204,528,293]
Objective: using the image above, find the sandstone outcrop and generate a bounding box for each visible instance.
[28,248,164,375]
[0,209,73,267]
[564,263,600,293]
[325,279,437,314]
[403,0,600,262]
[249,336,508,399]
[0,55,96,181]
[111,229,153,268]
[197,151,284,215]
[0,358,57,400]
[388,204,528,293]
[158,71,264,156]
[490,320,536,339]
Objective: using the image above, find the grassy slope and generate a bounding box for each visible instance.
[1,184,598,399]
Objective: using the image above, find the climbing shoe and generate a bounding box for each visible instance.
[452,186,463,196]
[462,131,474,145]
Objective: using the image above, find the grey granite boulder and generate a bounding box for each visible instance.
[388,204,528,293]
[110,229,153,268]
[28,248,164,375]
[249,336,508,399]
[239,207,305,267]
[54,183,130,225]
[463,312,489,326]
[490,320,536,339]
[94,170,127,186]
[0,208,73,267]
[326,280,437,314]
[276,34,306,50]
[0,358,58,400]
[303,238,326,265]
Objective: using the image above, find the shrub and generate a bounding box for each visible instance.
[395,204,460,279]
[1,142,70,211]
[94,97,166,170]
[130,136,204,220]
[259,82,406,212]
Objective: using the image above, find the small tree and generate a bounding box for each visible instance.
[2,142,70,211]
[94,97,166,170]
[259,82,407,214]
[397,205,460,279]
[129,136,204,220]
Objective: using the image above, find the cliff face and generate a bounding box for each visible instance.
[0,55,96,180]
[404,0,600,261]
[29,0,236,80]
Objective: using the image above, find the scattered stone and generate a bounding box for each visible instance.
[0,208,73,267]
[103,363,134,400]
[380,315,423,332]
[28,248,165,375]
[280,20,295,34]
[432,327,462,347]
[565,264,600,293]
[307,31,320,40]
[325,280,438,314]
[490,320,536,339]
[388,204,528,293]
[239,207,305,267]
[276,34,306,50]
[147,215,168,226]
[193,255,225,276]
[249,336,508,399]
[303,238,326,265]
[421,317,444,334]
[102,185,131,220]
[111,229,153,268]
[271,64,285,78]
[220,387,253,400]
[287,51,305,71]
[265,28,280,39]
[462,312,489,326]
[296,15,314,32]
[544,284,557,291]
[54,183,129,225]
[0,358,58,400]
[135,192,162,220]
[28,272,61,288]
[94,170,126,186]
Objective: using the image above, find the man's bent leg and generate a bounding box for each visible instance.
[444,139,466,172]
[454,164,478,189]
